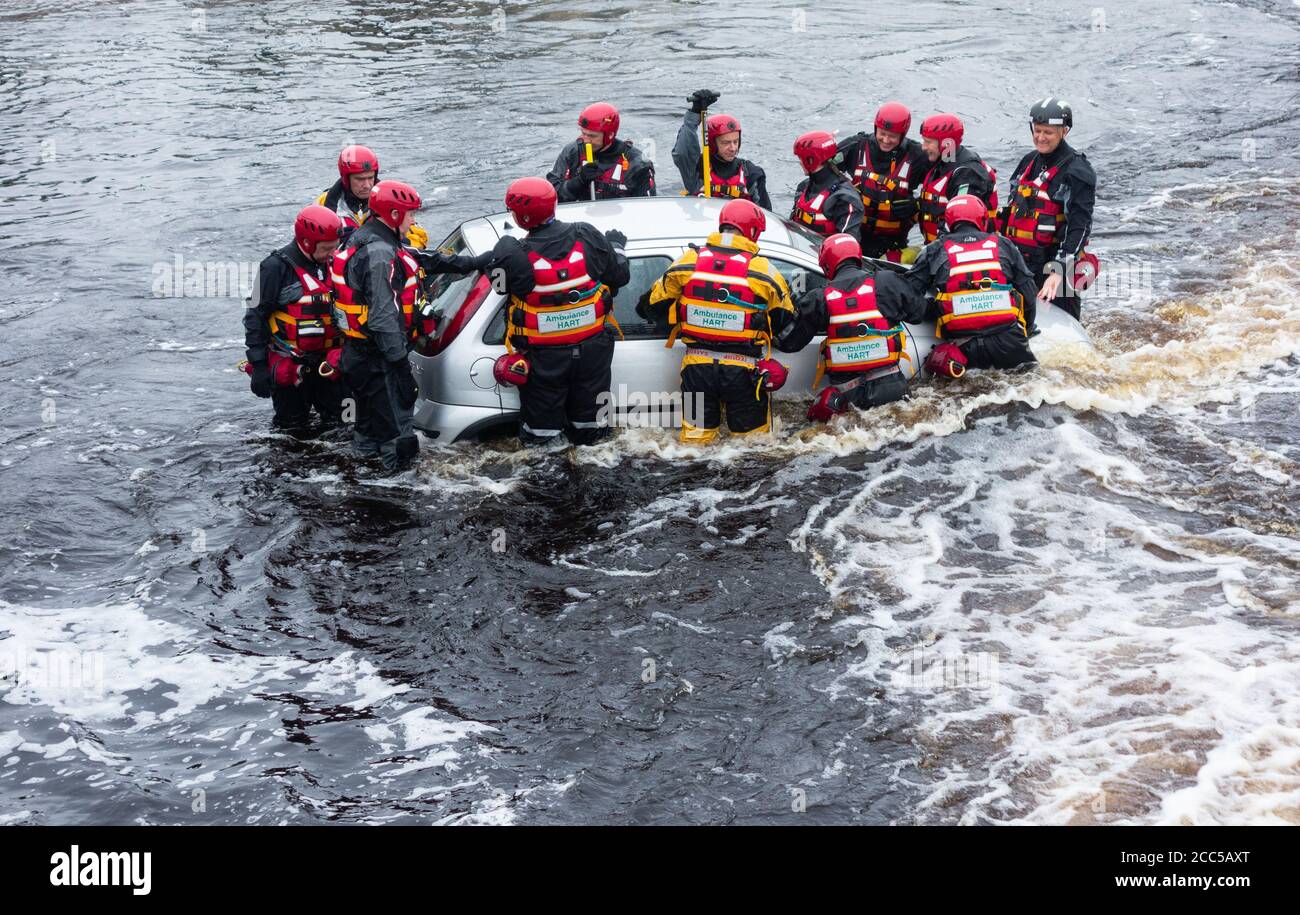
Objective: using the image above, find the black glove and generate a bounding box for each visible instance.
[249,361,272,398]
[604,229,627,251]
[890,198,919,222]
[688,89,720,113]
[576,161,601,182]
[390,359,419,410]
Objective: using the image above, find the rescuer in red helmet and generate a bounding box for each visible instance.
[914,113,1000,244]
[775,232,930,423]
[834,101,930,261]
[317,144,431,248]
[998,98,1098,321]
[546,102,656,202]
[639,199,795,443]
[318,145,379,235]
[331,180,486,470]
[242,204,348,432]
[790,130,864,238]
[904,194,1040,374]
[669,89,771,208]
[480,176,631,447]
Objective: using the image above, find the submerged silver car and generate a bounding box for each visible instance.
[411,197,1089,442]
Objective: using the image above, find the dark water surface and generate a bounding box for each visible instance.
[2,0,1299,824]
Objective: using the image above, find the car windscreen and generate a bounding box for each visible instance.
[482,255,673,344]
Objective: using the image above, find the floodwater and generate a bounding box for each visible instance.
[1,0,1298,824]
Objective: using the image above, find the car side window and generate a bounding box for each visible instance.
[767,258,827,301]
[482,255,673,344]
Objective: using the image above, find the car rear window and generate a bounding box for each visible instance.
[482,255,673,344]
[424,231,478,322]
[767,257,828,300]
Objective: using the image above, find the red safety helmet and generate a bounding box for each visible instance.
[807,386,842,422]
[369,180,422,229]
[925,341,968,379]
[1072,251,1100,291]
[493,352,531,387]
[756,358,788,392]
[578,102,620,146]
[718,198,766,242]
[793,130,838,174]
[944,193,987,231]
[504,176,557,230]
[338,144,379,179]
[818,233,862,278]
[920,112,964,148]
[706,113,742,151]
[293,204,343,251]
[875,101,912,137]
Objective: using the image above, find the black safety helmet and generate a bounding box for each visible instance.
[1030,97,1073,129]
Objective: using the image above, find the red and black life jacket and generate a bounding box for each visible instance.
[791,182,844,237]
[852,148,916,239]
[269,252,337,356]
[573,152,634,199]
[818,276,904,383]
[1002,154,1072,249]
[330,242,433,344]
[668,243,770,347]
[934,238,1024,337]
[917,159,999,243]
[698,162,752,200]
[508,240,613,347]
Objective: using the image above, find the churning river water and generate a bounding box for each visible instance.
[2,0,1299,824]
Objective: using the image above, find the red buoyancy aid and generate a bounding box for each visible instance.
[791,183,842,236]
[330,243,433,344]
[669,243,770,347]
[508,240,612,347]
[574,153,634,199]
[852,149,916,238]
[270,253,338,356]
[821,278,904,377]
[917,161,999,243]
[1002,155,1071,249]
[698,162,752,200]
[934,238,1023,337]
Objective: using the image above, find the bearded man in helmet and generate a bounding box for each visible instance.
[904,194,1040,375]
[914,113,999,245]
[481,177,631,447]
[834,101,931,261]
[546,102,656,202]
[670,89,771,208]
[243,204,348,433]
[790,130,864,238]
[776,233,929,423]
[331,180,485,471]
[997,98,1098,321]
[639,199,795,443]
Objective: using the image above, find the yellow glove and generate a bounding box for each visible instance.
[899,245,920,265]
[405,224,429,249]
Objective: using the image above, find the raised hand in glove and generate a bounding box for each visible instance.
[249,361,273,398]
[688,89,720,113]
[604,229,627,251]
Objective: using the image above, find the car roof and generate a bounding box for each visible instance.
[457,196,828,264]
